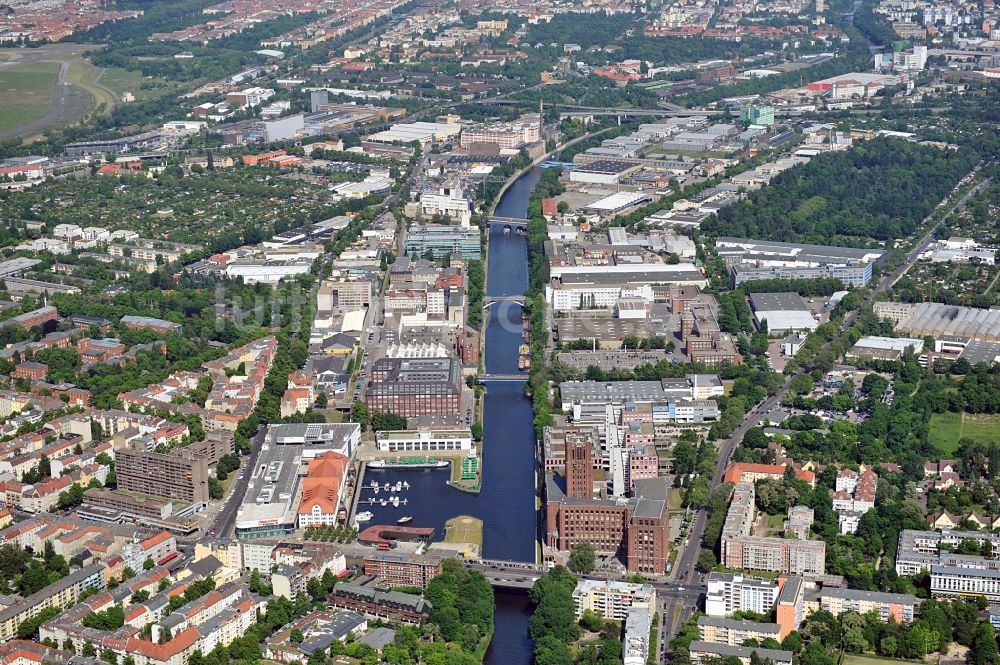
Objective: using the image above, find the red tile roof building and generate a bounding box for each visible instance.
[723,462,815,487]
[298,451,349,528]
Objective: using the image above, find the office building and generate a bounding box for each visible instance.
[566,432,592,499]
[404,224,481,260]
[328,582,432,624]
[365,357,463,418]
[715,237,883,287]
[572,579,656,621]
[417,185,473,227]
[375,428,472,453]
[931,565,1000,603]
[741,105,775,126]
[235,424,359,539]
[545,475,669,574]
[559,375,723,411]
[546,265,708,312]
[317,279,372,310]
[460,114,541,149]
[298,451,349,528]
[895,529,1000,576]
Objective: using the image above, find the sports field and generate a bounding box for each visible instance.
[928,411,1000,453]
[0,60,59,134]
[444,515,483,547]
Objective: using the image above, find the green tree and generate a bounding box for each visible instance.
[568,541,596,574]
[351,400,369,430]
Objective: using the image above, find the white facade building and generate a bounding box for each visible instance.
[375,428,473,453]
[419,185,472,227]
[572,579,656,621]
[704,572,780,617]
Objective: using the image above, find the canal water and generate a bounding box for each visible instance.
[481,167,544,664]
[362,168,544,663]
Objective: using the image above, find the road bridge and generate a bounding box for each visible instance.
[463,558,546,587]
[489,216,529,228]
[478,374,528,382]
[484,295,526,307]
[471,98,721,118]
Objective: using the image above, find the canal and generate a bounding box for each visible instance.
[481,166,544,665]
[363,167,544,662]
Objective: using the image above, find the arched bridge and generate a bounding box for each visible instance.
[484,295,526,307]
[489,216,529,228]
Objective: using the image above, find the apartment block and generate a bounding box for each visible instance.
[705,572,780,617]
[572,579,656,621]
[689,642,793,665]
[819,587,917,622]
[775,576,805,640]
[697,615,781,645]
[363,552,442,589]
[0,564,104,641]
[115,441,211,503]
[721,482,826,575]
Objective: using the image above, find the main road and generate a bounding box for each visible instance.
[658,166,991,660]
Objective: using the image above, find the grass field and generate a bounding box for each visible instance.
[928,411,1000,453]
[842,655,922,665]
[444,515,483,547]
[97,66,145,97]
[67,59,115,112]
[667,487,684,511]
[0,61,59,133]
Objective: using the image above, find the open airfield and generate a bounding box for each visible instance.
[0,43,116,139]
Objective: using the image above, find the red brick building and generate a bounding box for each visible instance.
[363,552,442,589]
[566,433,592,500]
[545,475,670,575]
[9,306,58,330]
[13,361,47,381]
[78,338,126,363]
[364,357,462,418]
